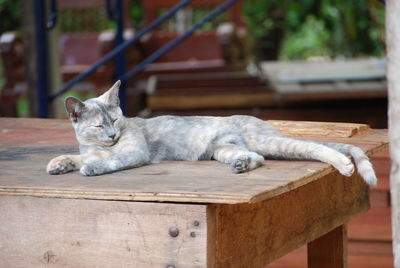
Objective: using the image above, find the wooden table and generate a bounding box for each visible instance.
[0,118,388,268]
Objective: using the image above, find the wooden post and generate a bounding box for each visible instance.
[21,0,38,117]
[308,225,347,268]
[386,0,400,267]
[45,0,63,118]
[21,0,62,118]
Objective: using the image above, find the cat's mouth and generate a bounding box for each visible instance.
[109,136,120,146]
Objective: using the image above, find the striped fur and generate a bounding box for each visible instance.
[47,81,377,185]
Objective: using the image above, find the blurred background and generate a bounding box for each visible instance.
[0,0,391,267]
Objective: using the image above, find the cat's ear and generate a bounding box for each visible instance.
[65,97,86,123]
[98,80,121,107]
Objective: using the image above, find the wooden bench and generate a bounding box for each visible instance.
[260,59,387,104]
[146,72,275,111]
[139,0,247,75]
[0,118,388,267]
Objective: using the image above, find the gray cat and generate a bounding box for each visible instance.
[47,81,377,185]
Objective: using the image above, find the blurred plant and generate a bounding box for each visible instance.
[280,15,331,59]
[0,0,20,93]
[129,0,144,29]
[0,0,20,34]
[242,0,286,60]
[243,0,385,61]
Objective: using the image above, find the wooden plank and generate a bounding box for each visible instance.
[150,86,270,95]
[266,246,306,268]
[370,190,390,208]
[348,240,393,256]
[372,158,391,177]
[142,59,227,74]
[268,120,369,138]
[148,91,276,110]
[279,89,387,103]
[308,225,347,268]
[348,255,395,268]
[0,119,388,204]
[348,207,392,241]
[260,59,388,103]
[273,80,387,95]
[0,196,209,268]
[370,148,390,159]
[373,175,391,192]
[150,72,265,89]
[266,243,394,268]
[208,171,369,267]
[260,59,386,83]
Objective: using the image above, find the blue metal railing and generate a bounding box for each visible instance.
[35,0,239,117]
[34,0,50,118]
[121,0,238,81]
[48,0,194,102]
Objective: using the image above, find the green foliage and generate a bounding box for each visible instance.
[243,0,385,60]
[0,0,21,34]
[280,15,331,60]
[129,1,145,29]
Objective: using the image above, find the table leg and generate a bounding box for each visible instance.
[307,225,347,268]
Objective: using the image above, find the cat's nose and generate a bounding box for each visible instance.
[109,134,116,140]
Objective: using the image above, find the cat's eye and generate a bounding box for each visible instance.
[112,118,118,124]
[94,125,103,128]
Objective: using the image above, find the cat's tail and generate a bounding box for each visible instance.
[257,136,377,186]
[319,142,377,186]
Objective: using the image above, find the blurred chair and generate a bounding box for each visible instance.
[57,0,134,94]
[132,0,268,116]
[137,0,247,75]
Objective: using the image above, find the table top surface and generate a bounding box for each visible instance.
[0,118,388,204]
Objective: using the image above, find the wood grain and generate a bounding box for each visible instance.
[0,119,381,268]
[0,196,209,268]
[0,118,388,204]
[208,171,369,267]
[308,225,347,268]
[268,120,369,138]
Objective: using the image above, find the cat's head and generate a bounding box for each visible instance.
[65,80,125,146]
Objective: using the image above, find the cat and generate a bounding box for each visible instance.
[47,80,377,186]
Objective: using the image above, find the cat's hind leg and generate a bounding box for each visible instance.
[47,155,82,175]
[213,145,264,173]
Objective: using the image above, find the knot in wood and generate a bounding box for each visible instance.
[43,250,56,263]
[168,226,179,237]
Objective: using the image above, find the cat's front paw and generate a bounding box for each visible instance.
[80,164,103,176]
[47,155,75,175]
